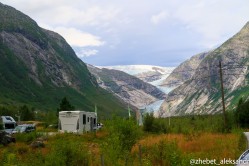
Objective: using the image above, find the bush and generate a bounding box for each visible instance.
[235,98,249,128]
[143,113,167,133]
[15,132,39,144]
[139,141,183,166]
[45,135,89,166]
[101,117,142,165]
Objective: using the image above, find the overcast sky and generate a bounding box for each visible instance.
[2,0,249,67]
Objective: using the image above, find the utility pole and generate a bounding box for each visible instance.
[219,61,227,128]
[168,103,171,126]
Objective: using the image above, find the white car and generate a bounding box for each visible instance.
[236,149,249,166]
[12,124,36,134]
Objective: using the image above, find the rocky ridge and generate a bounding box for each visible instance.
[87,65,166,108]
[158,22,249,117]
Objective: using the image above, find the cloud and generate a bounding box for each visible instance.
[151,11,169,25]
[53,27,105,47]
[76,49,99,58]
[2,0,249,66]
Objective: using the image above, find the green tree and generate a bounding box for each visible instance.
[57,97,75,116]
[58,97,75,111]
[235,98,249,128]
[143,113,155,132]
[20,105,34,121]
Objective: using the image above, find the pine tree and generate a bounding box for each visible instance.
[57,97,75,116]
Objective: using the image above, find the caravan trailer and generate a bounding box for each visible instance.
[59,111,97,133]
[0,116,16,134]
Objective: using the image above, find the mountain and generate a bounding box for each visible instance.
[158,22,249,117]
[161,52,209,88]
[0,3,127,117]
[100,65,175,94]
[87,65,166,108]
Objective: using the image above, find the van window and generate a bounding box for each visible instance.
[88,117,89,122]
[94,118,96,125]
[5,117,13,121]
[83,114,86,124]
[5,123,15,129]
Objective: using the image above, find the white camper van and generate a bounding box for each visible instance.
[0,116,17,134]
[59,111,97,133]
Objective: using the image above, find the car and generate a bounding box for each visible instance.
[12,124,36,134]
[0,131,16,145]
[236,149,249,166]
[93,123,103,130]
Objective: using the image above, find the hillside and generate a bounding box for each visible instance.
[100,65,175,94]
[87,65,166,108]
[161,52,209,88]
[159,22,249,117]
[0,3,127,117]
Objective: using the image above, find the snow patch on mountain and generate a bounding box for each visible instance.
[99,65,175,114]
[98,65,174,76]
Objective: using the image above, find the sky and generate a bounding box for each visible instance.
[1,0,249,67]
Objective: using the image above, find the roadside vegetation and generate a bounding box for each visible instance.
[0,97,248,165]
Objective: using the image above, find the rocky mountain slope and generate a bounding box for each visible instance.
[100,65,175,94]
[161,52,209,88]
[158,22,249,117]
[0,2,127,117]
[87,65,166,108]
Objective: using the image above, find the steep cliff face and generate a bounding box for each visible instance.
[100,65,175,94]
[159,22,249,117]
[0,3,127,116]
[161,52,209,88]
[87,65,166,108]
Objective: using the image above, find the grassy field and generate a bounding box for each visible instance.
[0,115,247,166]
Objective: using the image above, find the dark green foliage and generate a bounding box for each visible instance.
[56,97,75,116]
[143,113,167,133]
[19,105,35,121]
[235,98,249,128]
[57,97,75,111]
[143,113,155,132]
[143,114,237,134]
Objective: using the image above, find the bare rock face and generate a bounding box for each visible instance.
[161,52,209,88]
[87,65,166,108]
[159,22,249,117]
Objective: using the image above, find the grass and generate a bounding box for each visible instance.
[0,130,246,166]
[133,133,243,160]
[0,114,247,165]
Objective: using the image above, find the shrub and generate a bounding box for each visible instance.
[101,117,142,165]
[235,98,249,128]
[15,132,38,144]
[139,141,183,166]
[45,136,89,166]
[143,113,167,133]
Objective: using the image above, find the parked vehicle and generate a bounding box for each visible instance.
[93,123,103,130]
[236,149,249,166]
[0,131,16,145]
[0,116,16,134]
[12,124,36,134]
[59,111,97,133]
